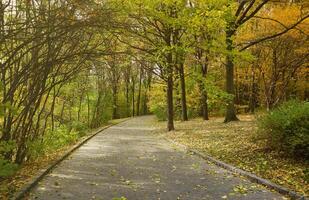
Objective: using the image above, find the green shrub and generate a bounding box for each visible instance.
[152,104,167,121]
[148,84,167,121]
[0,158,18,177]
[0,141,18,177]
[28,125,79,158]
[257,100,309,158]
[69,121,89,137]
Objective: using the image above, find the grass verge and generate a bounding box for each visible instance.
[154,115,308,196]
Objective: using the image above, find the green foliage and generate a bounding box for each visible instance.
[149,72,233,121]
[28,125,80,158]
[257,100,309,158]
[0,141,18,177]
[0,102,18,117]
[204,76,233,111]
[304,168,309,184]
[148,84,167,121]
[112,197,127,200]
[0,159,18,178]
[69,121,89,137]
[186,72,232,116]
[45,125,79,149]
[152,104,167,121]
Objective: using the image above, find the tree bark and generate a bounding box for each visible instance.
[112,84,119,119]
[132,76,135,117]
[248,65,257,113]
[125,73,130,117]
[77,93,83,121]
[178,61,188,121]
[60,100,65,120]
[196,48,209,121]
[224,30,239,123]
[166,52,175,131]
[200,60,209,121]
[87,93,90,127]
[136,67,143,116]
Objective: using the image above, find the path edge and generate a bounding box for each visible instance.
[13,118,131,200]
[163,137,307,200]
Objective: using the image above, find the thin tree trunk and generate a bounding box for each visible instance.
[143,71,152,115]
[167,75,174,131]
[178,61,188,121]
[126,77,130,117]
[136,68,142,116]
[112,85,118,119]
[143,90,148,115]
[200,60,209,121]
[87,93,90,127]
[60,100,65,120]
[69,103,72,121]
[249,65,256,113]
[77,94,83,121]
[166,52,174,131]
[132,76,135,117]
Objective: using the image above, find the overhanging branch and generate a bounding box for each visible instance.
[240,14,309,51]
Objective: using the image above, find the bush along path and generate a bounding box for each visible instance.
[27,116,283,200]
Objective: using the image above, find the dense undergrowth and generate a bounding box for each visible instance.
[0,122,88,179]
[0,123,88,198]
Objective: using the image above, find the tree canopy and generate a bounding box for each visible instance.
[0,0,308,171]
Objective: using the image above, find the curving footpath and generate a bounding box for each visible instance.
[29,116,284,200]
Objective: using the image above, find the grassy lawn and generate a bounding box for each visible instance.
[154,115,308,196]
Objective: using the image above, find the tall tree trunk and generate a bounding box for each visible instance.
[166,52,174,131]
[224,29,239,123]
[143,71,152,115]
[112,85,118,119]
[196,48,209,120]
[91,93,102,128]
[136,67,143,116]
[249,65,256,113]
[77,94,83,121]
[143,90,148,115]
[50,86,58,131]
[178,61,188,121]
[87,93,90,127]
[200,60,209,120]
[125,76,130,117]
[69,103,72,121]
[132,76,135,117]
[60,100,65,120]
[235,65,240,105]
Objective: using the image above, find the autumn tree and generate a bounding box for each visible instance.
[222,0,309,122]
[0,0,115,163]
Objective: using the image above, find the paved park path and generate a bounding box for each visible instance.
[29,116,284,200]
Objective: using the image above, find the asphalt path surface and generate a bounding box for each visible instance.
[29,116,283,200]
